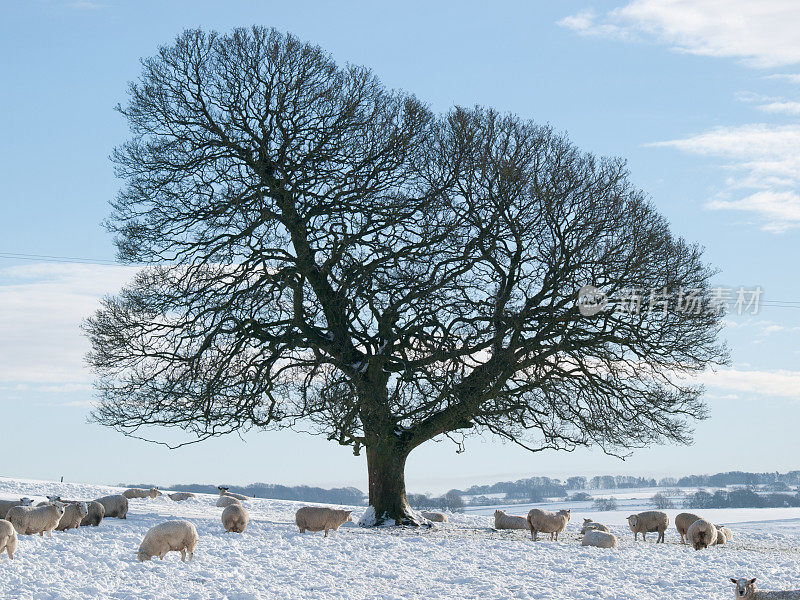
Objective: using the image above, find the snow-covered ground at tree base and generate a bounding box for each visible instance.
[2,477,800,599]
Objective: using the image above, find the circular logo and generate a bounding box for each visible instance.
[576,285,608,316]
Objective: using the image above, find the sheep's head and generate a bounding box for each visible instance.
[346,511,353,522]
[47,495,61,503]
[217,486,229,494]
[627,515,638,528]
[730,577,757,598]
[77,502,89,517]
[558,509,571,521]
[20,497,33,506]
[693,530,709,550]
[136,551,151,562]
[583,518,592,525]
[54,504,66,517]
[495,510,503,517]
[149,488,161,498]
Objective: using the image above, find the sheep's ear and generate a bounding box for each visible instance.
[749,578,757,584]
[730,579,738,584]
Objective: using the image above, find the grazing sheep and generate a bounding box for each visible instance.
[137,520,199,562]
[627,511,669,543]
[217,486,249,501]
[95,495,128,519]
[55,502,89,531]
[0,519,17,559]
[581,518,611,534]
[0,498,32,520]
[122,487,161,500]
[494,510,529,530]
[168,492,196,502]
[526,508,571,541]
[720,525,734,541]
[221,503,249,533]
[675,512,704,544]
[421,511,448,523]
[216,495,241,508]
[295,506,353,537]
[7,503,65,537]
[581,529,618,548]
[80,501,105,527]
[687,518,717,550]
[730,577,800,599]
[714,527,728,545]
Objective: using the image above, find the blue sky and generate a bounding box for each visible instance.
[2,0,800,493]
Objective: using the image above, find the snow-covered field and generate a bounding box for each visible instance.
[2,477,800,599]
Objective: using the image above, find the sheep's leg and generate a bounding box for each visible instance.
[642,532,646,541]
[180,548,186,562]
[324,529,329,538]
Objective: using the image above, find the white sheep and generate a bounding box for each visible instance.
[137,520,199,562]
[216,495,242,508]
[581,518,611,534]
[627,511,669,543]
[295,506,353,537]
[168,492,196,502]
[81,501,105,527]
[7,503,65,537]
[0,498,32,520]
[581,529,618,548]
[526,508,571,541]
[675,512,703,544]
[687,518,717,550]
[0,519,17,559]
[730,577,800,599]
[122,487,161,499]
[95,495,128,519]
[217,486,249,501]
[55,502,89,531]
[714,524,728,545]
[720,525,734,541]
[221,503,249,533]
[421,511,448,522]
[494,510,528,530]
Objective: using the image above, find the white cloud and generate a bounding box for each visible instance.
[698,367,800,400]
[559,0,800,68]
[758,101,800,115]
[0,263,138,388]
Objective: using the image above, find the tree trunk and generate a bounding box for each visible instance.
[365,437,421,526]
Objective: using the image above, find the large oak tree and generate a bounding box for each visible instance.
[86,26,727,524]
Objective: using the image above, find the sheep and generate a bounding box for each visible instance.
[95,495,128,519]
[421,511,448,523]
[581,518,611,534]
[80,501,105,527]
[581,529,619,548]
[675,512,704,544]
[295,506,353,537]
[0,498,32,520]
[137,520,198,562]
[526,508,571,541]
[7,503,65,537]
[221,503,249,533]
[687,518,717,550]
[216,495,242,508]
[720,525,734,541]
[0,519,17,559]
[627,511,669,543]
[217,486,249,502]
[55,502,89,531]
[168,492,196,502]
[122,487,161,500]
[730,577,800,599]
[494,510,529,530]
[714,525,728,545]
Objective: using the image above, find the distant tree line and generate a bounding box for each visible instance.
[682,488,800,509]
[121,482,366,505]
[407,490,465,512]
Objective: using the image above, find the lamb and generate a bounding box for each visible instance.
[730,577,800,599]
[295,506,353,537]
[719,525,734,541]
[526,508,571,541]
[581,529,618,548]
[218,486,249,502]
[627,511,669,543]
[55,502,89,531]
[0,498,32,520]
[168,492,196,502]
[494,510,529,530]
[137,520,199,562]
[687,518,717,550]
[122,487,161,499]
[0,519,17,559]
[221,503,249,533]
[581,518,611,534]
[6,503,65,537]
[216,495,242,508]
[80,501,105,527]
[675,512,704,544]
[95,495,128,519]
[714,525,728,545]
[421,511,448,523]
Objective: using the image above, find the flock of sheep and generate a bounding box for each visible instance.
[0,485,351,562]
[493,507,734,550]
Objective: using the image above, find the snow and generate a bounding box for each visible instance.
[2,476,800,599]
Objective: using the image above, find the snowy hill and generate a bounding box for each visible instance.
[2,476,800,599]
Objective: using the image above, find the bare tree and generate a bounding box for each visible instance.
[85,26,727,525]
